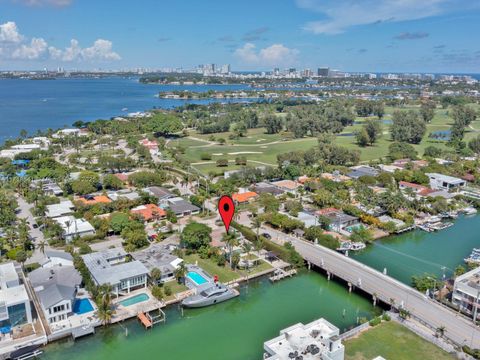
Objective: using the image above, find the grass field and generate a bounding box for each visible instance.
[168,104,480,175]
[184,254,273,283]
[344,321,455,360]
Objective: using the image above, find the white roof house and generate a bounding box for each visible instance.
[453,266,480,319]
[107,189,141,202]
[264,318,344,360]
[426,173,466,192]
[29,265,82,324]
[54,216,95,242]
[46,200,75,218]
[82,249,149,295]
[0,263,33,328]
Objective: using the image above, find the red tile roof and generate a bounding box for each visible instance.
[232,191,258,203]
[131,204,166,221]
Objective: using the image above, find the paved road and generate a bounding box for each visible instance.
[263,225,480,349]
[16,195,48,265]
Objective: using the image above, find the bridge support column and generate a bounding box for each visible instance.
[327,271,331,281]
[348,282,352,293]
[307,261,311,270]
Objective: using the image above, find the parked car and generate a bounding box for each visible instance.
[261,232,271,239]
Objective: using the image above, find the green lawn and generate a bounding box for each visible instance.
[344,321,455,360]
[175,105,479,174]
[162,280,188,302]
[184,253,273,283]
[184,254,243,283]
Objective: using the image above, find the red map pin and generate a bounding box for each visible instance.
[218,195,235,233]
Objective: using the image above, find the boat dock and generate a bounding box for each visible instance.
[269,268,297,282]
[137,308,165,330]
[418,221,453,233]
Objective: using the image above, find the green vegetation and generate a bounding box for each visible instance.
[344,321,455,360]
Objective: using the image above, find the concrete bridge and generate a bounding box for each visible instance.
[263,226,480,349]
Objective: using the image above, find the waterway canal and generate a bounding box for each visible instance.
[42,273,378,360]
[353,214,480,284]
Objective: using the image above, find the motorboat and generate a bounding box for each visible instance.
[182,283,238,308]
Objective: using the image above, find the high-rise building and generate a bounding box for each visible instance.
[317,67,330,77]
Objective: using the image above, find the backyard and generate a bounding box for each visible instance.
[344,321,455,360]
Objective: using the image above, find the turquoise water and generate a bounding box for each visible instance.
[187,271,208,285]
[42,273,378,360]
[353,215,480,284]
[119,293,149,307]
[73,299,94,315]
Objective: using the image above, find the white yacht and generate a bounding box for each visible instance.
[182,283,238,308]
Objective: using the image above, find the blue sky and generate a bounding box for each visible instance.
[0,0,479,73]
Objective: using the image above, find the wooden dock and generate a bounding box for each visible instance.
[137,312,152,329]
[137,308,166,330]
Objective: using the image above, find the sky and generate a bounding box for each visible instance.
[0,0,479,73]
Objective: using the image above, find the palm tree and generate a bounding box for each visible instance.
[150,267,162,285]
[174,262,187,284]
[252,215,262,243]
[96,284,114,326]
[38,240,47,255]
[436,325,446,338]
[222,233,239,269]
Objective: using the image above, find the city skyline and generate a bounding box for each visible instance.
[0,0,479,72]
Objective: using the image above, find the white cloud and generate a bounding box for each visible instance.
[50,39,121,61]
[0,21,24,43]
[234,43,299,66]
[297,0,466,34]
[0,21,121,62]
[12,37,48,59]
[13,0,73,7]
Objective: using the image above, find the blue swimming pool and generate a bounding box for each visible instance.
[187,271,208,285]
[119,293,149,307]
[73,299,94,314]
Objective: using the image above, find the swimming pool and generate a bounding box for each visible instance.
[73,299,94,314]
[119,293,149,307]
[187,271,208,286]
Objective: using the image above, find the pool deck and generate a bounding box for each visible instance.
[111,288,164,325]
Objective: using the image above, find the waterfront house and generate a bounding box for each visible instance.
[165,197,200,217]
[263,318,344,360]
[29,265,81,324]
[452,267,480,319]
[426,173,466,192]
[130,204,167,222]
[42,250,74,268]
[131,244,183,284]
[82,249,149,296]
[296,211,319,228]
[316,208,359,233]
[45,200,75,219]
[54,216,95,242]
[0,263,33,331]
